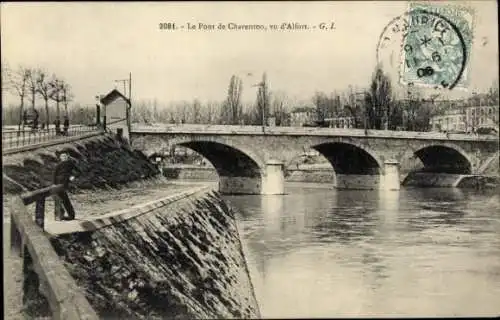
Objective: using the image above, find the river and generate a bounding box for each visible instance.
[224,183,500,317]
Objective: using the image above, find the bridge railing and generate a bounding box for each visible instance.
[131,123,499,141]
[2,124,102,150]
[10,184,99,319]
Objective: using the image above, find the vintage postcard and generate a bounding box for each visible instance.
[2,1,499,319]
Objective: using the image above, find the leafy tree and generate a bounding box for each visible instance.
[367,66,392,129]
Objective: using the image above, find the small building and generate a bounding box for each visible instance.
[99,89,131,139]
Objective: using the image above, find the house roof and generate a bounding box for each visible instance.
[100,89,130,106]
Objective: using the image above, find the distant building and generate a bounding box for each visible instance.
[429,108,466,132]
[290,107,316,127]
[429,105,499,133]
[466,105,498,132]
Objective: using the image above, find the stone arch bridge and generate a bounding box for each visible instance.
[129,124,498,194]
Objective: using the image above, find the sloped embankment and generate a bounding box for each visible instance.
[50,190,260,319]
[2,134,160,194]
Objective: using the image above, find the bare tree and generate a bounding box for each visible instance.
[1,60,10,92]
[49,76,64,121]
[312,92,338,123]
[192,99,202,124]
[223,75,243,124]
[343,87,366,128]
[271,91,290,126]
[203,101,215,124]
[26,68,40,114]
[36,70,51,127]
[8,65,30,130]
[254,72,270,125]
[60,82,73,117]
[486,80,499,106]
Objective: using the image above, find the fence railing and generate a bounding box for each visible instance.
[2,124,102,150]
[10,184,99,319]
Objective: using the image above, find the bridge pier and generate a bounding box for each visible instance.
[380,159,400,191]
[262,160,285,195]
[218,160,285,195]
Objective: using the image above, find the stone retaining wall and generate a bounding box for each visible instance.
[3,134,160,194]
[49,190,260,319]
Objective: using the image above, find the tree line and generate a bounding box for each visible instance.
[311,66,499,131]
[4,60,497,132]
[129,68,499,132]
[2,62,76,129]
[130,72,293,126]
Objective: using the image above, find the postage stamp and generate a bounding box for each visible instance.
[399,2,475,90]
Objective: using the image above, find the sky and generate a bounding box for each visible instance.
[1,1,498,108]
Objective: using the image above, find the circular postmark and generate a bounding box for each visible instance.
[376,12,411,70]
[377,8,468,90]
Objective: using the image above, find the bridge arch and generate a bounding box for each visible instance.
[411,143,473,174]
[175,140,263,177]
[165,138,267,194]
[290,141,384,189]
[310,141,384,175]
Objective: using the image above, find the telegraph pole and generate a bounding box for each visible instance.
[114,78,128,96]
[114,74,132,131]
[128,72,132,132]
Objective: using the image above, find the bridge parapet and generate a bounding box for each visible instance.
[132,124,498,142]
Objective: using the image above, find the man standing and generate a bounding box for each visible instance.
[53,152,78,221]
[63,115,70,136]
[54,117,61,135]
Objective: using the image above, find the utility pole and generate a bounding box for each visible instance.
[114,78,128,96]
[128,72,132,132]
[114,74,132,131]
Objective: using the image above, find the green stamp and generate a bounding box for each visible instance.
[400,2,474,90]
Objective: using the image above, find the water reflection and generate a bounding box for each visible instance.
[226,184,500,317]
[403,188,470,233]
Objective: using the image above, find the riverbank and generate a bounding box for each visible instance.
[48,187,260,319]
[3,179,204,320]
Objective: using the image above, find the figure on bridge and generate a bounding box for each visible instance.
[63,115,70,136]
[53,152,78,221]
[54,117,61,136]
